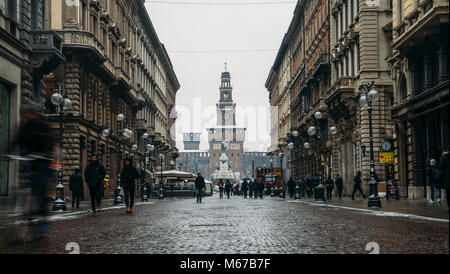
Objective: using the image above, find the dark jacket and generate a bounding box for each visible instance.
[335,177,344,188]
[287,179,296,191]
[195,175,206,190]
[69,171,84,196]
[354,173,362,187]
[120,160,140,186]
[241,181,249,191]
[84,160,106,187]
[225,181,232,192]
[326,177,334,188]
[438,153,449,189]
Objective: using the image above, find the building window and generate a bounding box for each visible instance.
[0,83,10,196]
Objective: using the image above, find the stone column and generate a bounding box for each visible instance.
[437,41,448,84]
[423,53,433,90]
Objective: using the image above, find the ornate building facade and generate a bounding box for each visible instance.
[1,0,65,201]
[388,0,448,199]
[39,0,178,199]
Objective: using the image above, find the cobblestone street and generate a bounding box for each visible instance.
[1,195,448,254]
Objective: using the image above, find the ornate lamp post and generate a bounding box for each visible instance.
[102,113,133,205]
[305,111,337,203]
[159,153,165,199]
[359,81,381,208]
[51,85,72,211]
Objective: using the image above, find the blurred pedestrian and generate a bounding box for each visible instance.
[306,177,314,198]
[195,173,206,203]
[69,168,83,209]
[288,177,296,199]
[84,155,106,213]
[225,180,232,199]
[241,179,249,198]
[218,179,224,199]
[352,171,366,200]
[120,158,140,213]
[326,176,334,201]
[429,159,441,204]
[12,111,54,233]
[438,150,449,211]
[335,174,344,199]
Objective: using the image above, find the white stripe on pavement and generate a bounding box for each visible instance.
[1,201,155,227]
[286,200,449,223]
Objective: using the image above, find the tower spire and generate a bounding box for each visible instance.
[224,62,227,72]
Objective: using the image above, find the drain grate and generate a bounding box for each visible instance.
[189,224,226,227]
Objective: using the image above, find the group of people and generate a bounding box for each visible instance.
[216,178,266,200]
[284,172,367,201]
[69,155,141,214]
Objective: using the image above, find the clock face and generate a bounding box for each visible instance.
[381,141,392,152]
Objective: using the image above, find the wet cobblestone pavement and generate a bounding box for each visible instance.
[0,195,448,254]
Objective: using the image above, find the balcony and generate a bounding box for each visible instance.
[29,30,66,77]
[325,76,358,120]
[55,30,106,63]
[393,0,449,50]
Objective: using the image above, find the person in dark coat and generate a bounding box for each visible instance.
[258,179,264,199]
[120,158,140,213]
[352,171,366,199]
[429,159,441,204]
[69,169,83,209]
[11,111,54,232]
[306,177,314,198]
[325,176,334,201]
[84,155,106,213]
[195,173,206,203]
[335,174,344,199]
[288,177,296,199]
[438,150,449,211]
[225,180,232,199]
[249,179,254,198]
[241,179,249,198]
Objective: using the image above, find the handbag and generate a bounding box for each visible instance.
[119,187,125,197]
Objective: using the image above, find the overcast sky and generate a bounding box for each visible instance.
[145,0,297,152]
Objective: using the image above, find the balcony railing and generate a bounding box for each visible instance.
[30,30,63,52]
[393,0,448,42]
[55,30,105,60]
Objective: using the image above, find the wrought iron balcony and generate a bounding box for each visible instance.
[30,30,66,77]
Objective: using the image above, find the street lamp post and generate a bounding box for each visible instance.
[51,85,72,212]
[305,111,337,203]
[359,81,382,209]
[159,153,165,199]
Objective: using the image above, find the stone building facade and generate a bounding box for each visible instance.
[40,0,178,199]
[0,0,65,201]
[177,151,210,179]
[269,0,395,196]
[325,0,394,195]
[388,0,448,199]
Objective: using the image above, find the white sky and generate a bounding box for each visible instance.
[145,0,297,151]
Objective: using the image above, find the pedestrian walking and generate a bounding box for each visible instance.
[429,159,441,204]
[326,176,334,201]
[249,179,254,198]
[11,111,54,233]
[352,171,366,200]
[84,155,106,213]
[225,180,232,199]
[306,177,314,198]
[120,158,140,213]
[438,150,449,211]
[288,177,296,199]
[218,179,224,199]
[335,174,344,199]
[258,179,264,199]
[69,169,83,209]
[195,173,206,203]
[241,179,249,198]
